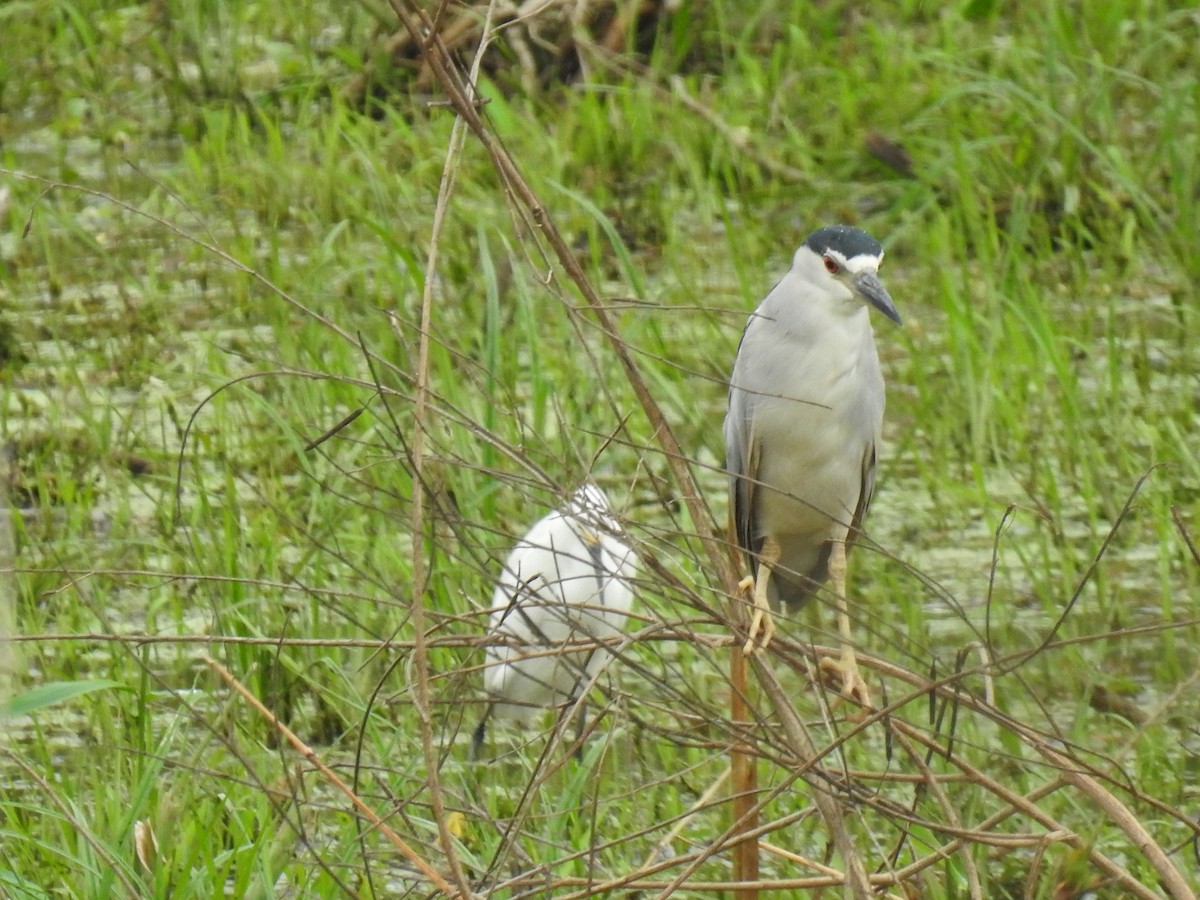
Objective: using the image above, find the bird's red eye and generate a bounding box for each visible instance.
[823,255,840,274]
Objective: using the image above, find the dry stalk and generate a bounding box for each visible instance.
[5,751,142,897]
[499,872,933,892]
[737,646,1188,899]
[730,644,760,898]
[1033,741,1195,899]
[640,764,731,869]
[888,713,1175,900]
[11,616,1196,651]
[881,779,1067,888]
[751,656,874,897]
[403,2,501,896]
[888,725,983,898]
[1172,504,1200,566]
[203,656,457,895]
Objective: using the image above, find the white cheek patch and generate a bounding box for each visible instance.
[843,253,884,276]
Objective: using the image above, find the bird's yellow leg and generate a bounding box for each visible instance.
[817,539,873,711]
[742,537,779,655]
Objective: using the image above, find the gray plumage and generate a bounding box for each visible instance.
[724,224,900,677]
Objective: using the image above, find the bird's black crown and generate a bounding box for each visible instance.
[803,225,883,260]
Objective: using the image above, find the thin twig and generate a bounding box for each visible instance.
[203,655,457,895]
[5,752,142,898]
[1172,504,1200,566]
[641,765,731,869]
[386,0,737,594]
[1033,741,1195,899]
[751,656,874,898]
[1030,467,1156,659]
[888,714,1176,900]
[404,3,497,897]
[889,726,983,899]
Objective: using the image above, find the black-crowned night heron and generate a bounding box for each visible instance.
[473,482,638,753]
[724,224,901,707]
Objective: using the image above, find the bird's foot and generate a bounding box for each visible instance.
[817,653,873,719]
[739,575,775,655]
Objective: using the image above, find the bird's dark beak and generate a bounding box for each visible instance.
[853,270,902,325]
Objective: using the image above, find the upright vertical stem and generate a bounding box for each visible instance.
[730,643,760,897]
[0,497,15,712]
[404,5,496,897]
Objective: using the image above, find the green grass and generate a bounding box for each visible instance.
[1,0,1198,896]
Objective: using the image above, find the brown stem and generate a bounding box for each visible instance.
[204,656,457,895]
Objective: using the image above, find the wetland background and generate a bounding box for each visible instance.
[1,1,1198,896]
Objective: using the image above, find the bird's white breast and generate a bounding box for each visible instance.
[483,496,638,721]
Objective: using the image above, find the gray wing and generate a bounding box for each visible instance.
[845,441,877,557]
[724,348,761,570]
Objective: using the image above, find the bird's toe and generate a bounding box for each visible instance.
[817,656,874,717]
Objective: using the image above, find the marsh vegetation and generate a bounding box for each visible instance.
[1,1,1197,896]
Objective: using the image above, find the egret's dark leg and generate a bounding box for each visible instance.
[573,702,587,761]
[552,699,587,761]
[471,709,491,759]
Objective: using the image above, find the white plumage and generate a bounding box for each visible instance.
[476,483,638,742]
